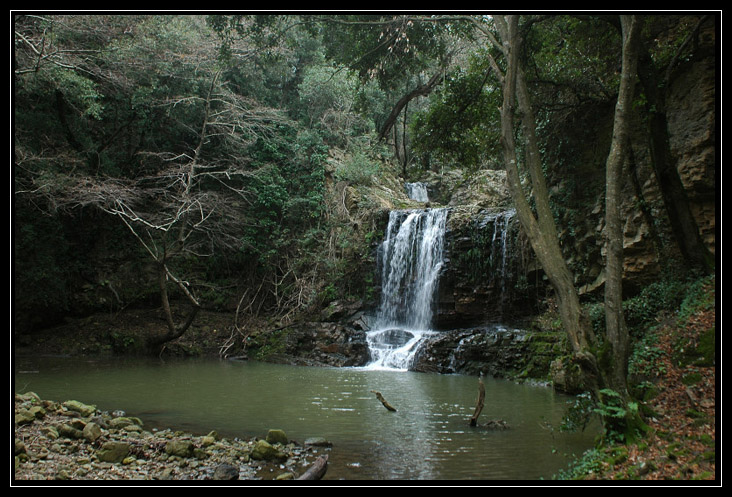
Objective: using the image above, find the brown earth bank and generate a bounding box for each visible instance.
[563,303,717,482]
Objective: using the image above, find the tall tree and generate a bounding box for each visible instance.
[603,15,641,396]
[491,15,600,391]
[595,14,715,275]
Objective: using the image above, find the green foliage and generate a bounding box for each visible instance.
[317,15,452,91]
[334,148,380,186]
[560,391,596,433]
[561,387,647,447]
[411,57,502,170]
[527,16,621,102]
[628,330,668,378]
[587,278,688,340]
[553,448,606,480]
[594,389,635,422]
[624,279,687,332]
[676,275,715,327]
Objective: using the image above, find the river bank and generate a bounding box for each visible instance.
[13,391,331,482]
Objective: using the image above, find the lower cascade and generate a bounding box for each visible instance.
[365,208,448,370]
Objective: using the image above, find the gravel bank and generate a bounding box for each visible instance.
[13,392,332,482]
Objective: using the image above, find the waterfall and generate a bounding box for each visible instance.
[365,208,448,370]
[405,182,429,202]
[488,208,516,310]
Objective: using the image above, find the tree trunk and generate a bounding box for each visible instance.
[603,15,640,395]
[377,69,443,141]
[498,16,599,392]
[297,455,328,480]
[147,261,201,353]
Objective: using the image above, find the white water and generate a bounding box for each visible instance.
[366,208,448,370]
[405,182,429,202]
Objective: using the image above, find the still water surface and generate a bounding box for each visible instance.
[14,356,598,480]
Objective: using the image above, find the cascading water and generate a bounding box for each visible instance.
[405,182,429,202]
[486,208,516,313]
[365,208,448,370]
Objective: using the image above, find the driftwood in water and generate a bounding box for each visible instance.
[371,390,397,412]
[297,454,328,480]
[469,374,485,427]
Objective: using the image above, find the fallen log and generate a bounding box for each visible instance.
[297,454,328,480]
[370,390,397,412]
[469,373,485,427]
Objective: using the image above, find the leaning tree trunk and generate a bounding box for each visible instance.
[498,16,599,392]
[146,260,201,354]
[377,68,444,142]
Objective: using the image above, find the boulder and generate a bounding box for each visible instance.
[165,439,194,458]
[108,416,143,430]
[57,424,84,439]
[250,440,287,462]
[15,409,36,426]
[96,441,130,463]
[212,463,239,480]
[83,422,103,442]
[304,437,332,447]
[265,429,288,445]
[63,400,96,417]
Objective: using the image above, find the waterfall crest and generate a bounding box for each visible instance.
[366,208,448,370]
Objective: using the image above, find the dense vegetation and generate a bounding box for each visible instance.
[14,13,716,480]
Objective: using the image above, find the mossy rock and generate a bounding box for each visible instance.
[63,400,97,417]
[250,440,287,462]
[265,429,288,445]
[165,439,194,458]
[96,441,130,463]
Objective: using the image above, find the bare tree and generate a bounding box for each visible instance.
[21,60,289,352]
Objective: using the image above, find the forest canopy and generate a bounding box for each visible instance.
[13,13,715,337]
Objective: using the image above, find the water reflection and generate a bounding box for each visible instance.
[14,356,598,480]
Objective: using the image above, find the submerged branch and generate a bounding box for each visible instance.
[371,391,397,412]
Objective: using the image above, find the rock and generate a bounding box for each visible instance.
[63,400,96,417]
[165,439,194,458]
[16,392,42,404]
[265,429,288,445]
[57,423,84,439]
[200,435,216,447]
[304,437,332,447]
[550,357,586,394]
[96,441,130,463]
[83,422,103,442]
[108,416,143,430]
[250,440,286,462]
[55,468,71,480]
[28,405,46,419]
[15,409,36,425]
[41,426,59,440]
[212,463,239,480]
